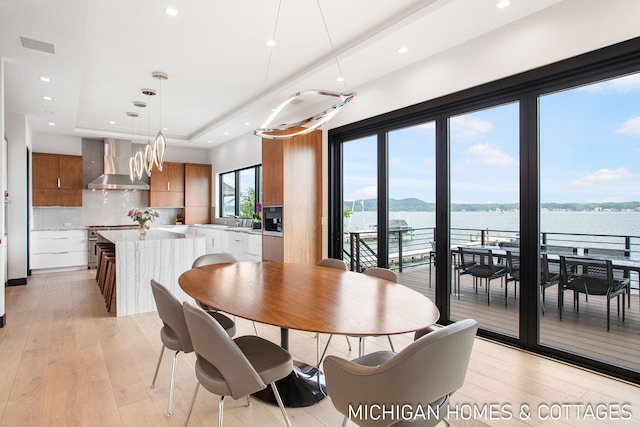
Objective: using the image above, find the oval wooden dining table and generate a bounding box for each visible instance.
[178,261,440,407]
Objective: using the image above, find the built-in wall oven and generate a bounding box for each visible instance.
[263,205,283,237]
[87,225,138,268]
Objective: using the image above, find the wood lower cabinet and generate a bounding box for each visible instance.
[261,130,321,264]
[33,153,83,206]
[184,163,211,224]
[149,162,185,207]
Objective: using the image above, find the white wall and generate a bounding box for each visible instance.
[5,112,29,282]
[208,132,262,217]
[163,145,211,164]
[0,57,5,323]
[32,133,81,155]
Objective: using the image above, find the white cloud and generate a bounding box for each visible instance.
[417,122,436,132]
[579,73,640,93]
[617,116,640,136]
[450,116,493,141]
[464,143,517,167]
[569,167,636,187]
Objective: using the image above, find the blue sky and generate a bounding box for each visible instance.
[343,72,640,204]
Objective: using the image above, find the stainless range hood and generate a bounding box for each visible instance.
[87,139,150,190]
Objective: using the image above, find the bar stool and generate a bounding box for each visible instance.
[97,249,115,293]
[95,242,114,281]
[103,255,116,312]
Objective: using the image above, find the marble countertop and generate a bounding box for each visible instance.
[97,229,203,243]
[191,224,263,235]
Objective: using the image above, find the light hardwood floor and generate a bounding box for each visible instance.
[0,269,638,426]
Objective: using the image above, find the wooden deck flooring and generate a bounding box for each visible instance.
[397,266,640,373]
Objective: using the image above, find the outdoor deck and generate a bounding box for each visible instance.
[397,266,640,372]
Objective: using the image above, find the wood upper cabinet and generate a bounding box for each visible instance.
[33,153,83,206]
[184,163,212,224]
[149,162,185,207]
[262,140,284,206]
[261,130,322,264]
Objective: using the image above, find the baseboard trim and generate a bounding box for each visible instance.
[7,278,27,287]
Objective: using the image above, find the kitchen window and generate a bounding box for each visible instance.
[219,165,262,218]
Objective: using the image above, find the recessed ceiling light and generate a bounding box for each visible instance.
[43,96,53,101]
[207,140,213,143]
[244,122,250,125]
[40,76,51,82]
[496,0,511,8]
[266,39,276,47]
[164,7,178,16]
[336,76,345,82]
[398,47,409,54]
[162,127,168,131]
[224,132,229,135]
[109,121,116,125]
[47,122,55,126]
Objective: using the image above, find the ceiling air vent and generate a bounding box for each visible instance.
[20,37,55,54]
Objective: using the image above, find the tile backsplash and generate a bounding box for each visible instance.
[33,190,180,228]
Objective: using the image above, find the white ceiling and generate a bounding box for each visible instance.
[0,0,568,149]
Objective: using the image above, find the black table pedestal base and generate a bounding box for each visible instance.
[253,361,327,408]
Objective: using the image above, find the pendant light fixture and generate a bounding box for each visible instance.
[141,87,157,177]
[254,0,356,139]
[126,111,143,181]
[152,71,168,171]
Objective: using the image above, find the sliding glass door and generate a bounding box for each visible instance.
[539,72,640,371]
[449,102,520,338]
[329,40,640,382]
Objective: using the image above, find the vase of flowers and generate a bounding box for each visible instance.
[127,207,160,236]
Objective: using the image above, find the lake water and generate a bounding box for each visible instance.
[345,210,640,252]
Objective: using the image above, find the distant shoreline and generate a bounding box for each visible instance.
[343,198,640,213]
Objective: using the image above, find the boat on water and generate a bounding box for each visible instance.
[370,219,414,238]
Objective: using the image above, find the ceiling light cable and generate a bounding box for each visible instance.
[262,0,282,97]
[316,0,348,92]
[254,0,356,139]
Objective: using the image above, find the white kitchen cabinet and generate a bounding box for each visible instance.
[31,229,88,271]
[196,228,223,254]
[222,230,246,257]
[220,229,262,261]
[246,234,262,260]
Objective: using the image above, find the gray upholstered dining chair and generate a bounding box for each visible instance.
[182,302,293,427]
[314,258,351,365]
[191,253,258,334]
[149,279,235,416]
[324,319,478,427]
[317,266,399,366]
[361,267,398,353]
[192,252,238,268]
[316,257,348,270]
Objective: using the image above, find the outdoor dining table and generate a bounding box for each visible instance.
[178,261,440,407]
[451,245,640,309]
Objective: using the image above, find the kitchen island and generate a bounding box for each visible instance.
[98,229,205,316]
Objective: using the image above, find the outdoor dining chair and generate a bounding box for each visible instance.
[459,247,507,305]
[558,256,628,331]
